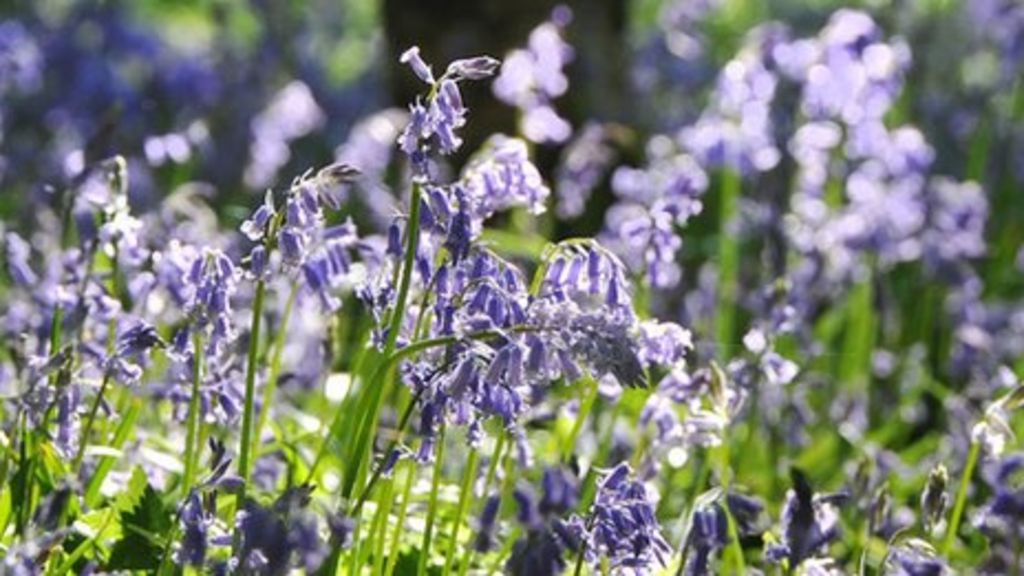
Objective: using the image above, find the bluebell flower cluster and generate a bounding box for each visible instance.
[680,24,784,174]
[493,7,575,144]
[603,143,708,288]
[505,466,581,575]
[398,47,500,168]
[572,463,671,574]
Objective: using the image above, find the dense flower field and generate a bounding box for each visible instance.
[1,1,1023,574]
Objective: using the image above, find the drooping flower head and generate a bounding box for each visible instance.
[397,47,500,169]
[574,462,671,573]
[765,469,848,569]
[239,165,363,311]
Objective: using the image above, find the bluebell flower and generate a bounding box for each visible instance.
[684,500,729,575]
[920,464,948,534]
[54,385,80,458]
[328,513,356,550]
[97,209,148,269]
[504,466,581,575]
[94,319,162,385]
[406,239,689,444]
[234,486,328,573]
[444,187,473,262]
[0,20,43,95]
[234,502,292,574]
[240,191,277,242]
[637,321,693,367]
[475,495,502,552]
[514,484,543,530]
[506,528,571,576]
[400,47,435,84]
[254,172,365,311]
[540,466,580,516]
[921,178,988,279]
[975,452,1024,570]
[4,232,37,287]
[2,531,66,576]
[116,321,164,357]
[299,221,359,312]
[794,10,910,125]
[445,56,502,81]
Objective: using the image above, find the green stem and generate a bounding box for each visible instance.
[71,373,112,473]
[52,508,114,573]
[237,278,267,503]
[337,182,424,500]
[418,424,447,576]
[942,440,980,557]
[385,462,417,576]
[458,432,507,576]
[0,416,18,535]
[252,283,298,459]
[85,396,140,507]
[349,386,424,516]
[181,331,205,495]
[572,544,588,576]
[158,518,183,576]
[346,517,364,575]
[563,378,599,463]
[840,272,875,387]
[443,446,480,576]
[486,439,520,575]
[716,169,741,356]
[371,474,397,576]
[385,183,424,366]
[717,439,746,574]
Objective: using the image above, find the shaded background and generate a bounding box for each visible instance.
[0,0,1020,239]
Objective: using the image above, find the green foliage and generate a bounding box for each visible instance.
[106,468,174,572]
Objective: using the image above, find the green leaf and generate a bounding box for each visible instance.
[106,470,173,571]
[115,467,149,513]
